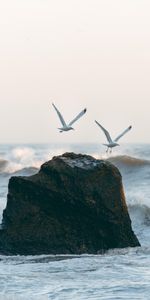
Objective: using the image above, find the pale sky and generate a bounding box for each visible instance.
[0,0,150,143]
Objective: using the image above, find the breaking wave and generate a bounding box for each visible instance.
[0,146,69,175]
[0,147,43,175]
[129,203,150,224]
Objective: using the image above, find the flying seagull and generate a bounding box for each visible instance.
[52,103,87,132]
[95,120,132,153]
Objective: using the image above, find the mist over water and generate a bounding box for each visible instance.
[0,143,150,299]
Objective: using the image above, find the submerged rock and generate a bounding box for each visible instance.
[0,152,140,255]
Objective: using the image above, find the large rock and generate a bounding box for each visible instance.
[0,153,140,255]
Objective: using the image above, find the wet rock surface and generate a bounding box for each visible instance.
[0,152,140,255]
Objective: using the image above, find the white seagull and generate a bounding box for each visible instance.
[95,120,132,153]
[52,103,87,132]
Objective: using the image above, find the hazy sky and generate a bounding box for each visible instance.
[0,0,150,143]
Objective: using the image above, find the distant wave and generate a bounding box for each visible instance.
[0,154,149,175]
[0,159,9,173]
[12,167,39,176]
[107,155,150,169]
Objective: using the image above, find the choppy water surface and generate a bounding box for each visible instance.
[0,143,150,299]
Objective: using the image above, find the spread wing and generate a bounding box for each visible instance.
[69,108,87,126]
[52,103,66,126]
[95,120,112,143]
[114,126,132,142]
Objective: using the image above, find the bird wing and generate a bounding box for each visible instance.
[52,103,66,126]
[69,108,87,126]
[95,120,112,143]
[114,125,132,142]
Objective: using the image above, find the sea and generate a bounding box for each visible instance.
[0,143,150,300]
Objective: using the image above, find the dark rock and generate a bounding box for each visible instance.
[0,152,140,255]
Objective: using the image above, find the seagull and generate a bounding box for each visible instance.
[52,103,87,132]
[95,120,132,153]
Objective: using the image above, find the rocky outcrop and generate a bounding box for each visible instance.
[0,153,140,255]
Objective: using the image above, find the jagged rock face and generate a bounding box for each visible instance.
[0,153,140,255]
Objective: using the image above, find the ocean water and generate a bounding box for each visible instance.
[0,143,150,300]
